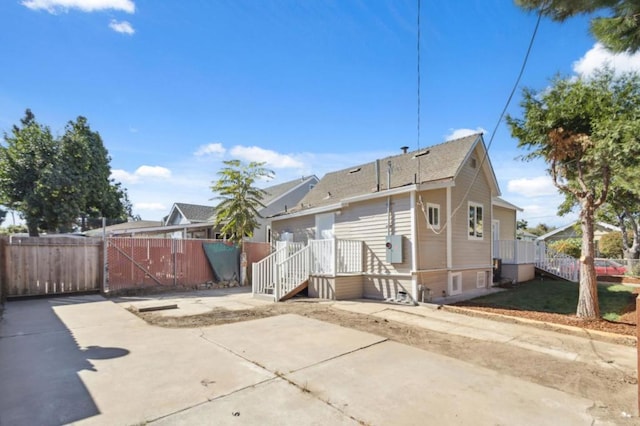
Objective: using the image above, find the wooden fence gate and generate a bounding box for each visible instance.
[2,236,103,297]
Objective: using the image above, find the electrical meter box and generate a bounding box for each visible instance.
[385,235,403,263]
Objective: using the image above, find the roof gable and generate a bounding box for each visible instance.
[167,203,215,224]
[291,133,496,212]
[260,176,319,207]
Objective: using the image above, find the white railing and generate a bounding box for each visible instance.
[275,245,310,300]
[336,239,363,273]
[252,245,287,295]
[309,239,363,275]
[536,253,579,282]
[253,238,363,301]
[495,240,537,264]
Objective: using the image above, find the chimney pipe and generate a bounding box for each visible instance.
[400,146,409,154]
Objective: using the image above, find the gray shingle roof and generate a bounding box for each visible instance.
[174,203,216,222]
[260,176,317,206]
[293,134,481,211]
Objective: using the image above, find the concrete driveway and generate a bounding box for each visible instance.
[0,294,618,425]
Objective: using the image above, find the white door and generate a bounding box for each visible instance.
[315,213,335,240]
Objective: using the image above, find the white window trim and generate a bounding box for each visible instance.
[449,272,462,296]
[426,203,440,230]
[468,201,484,241]
[476,271,486,289]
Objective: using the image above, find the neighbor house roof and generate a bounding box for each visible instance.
[286,133,494,213]
[84,220,163,237]
[536,221,621,241]
[171,203,216,223]
[261,176,318,207]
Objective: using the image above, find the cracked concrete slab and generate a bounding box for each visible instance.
[198,313,387,374]
[151,378,360,425]
[286,340,603,426]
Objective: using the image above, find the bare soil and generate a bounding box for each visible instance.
[134,299,639,423]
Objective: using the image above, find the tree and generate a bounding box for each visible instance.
[210,160,274,246]
[599,231,624,258]
[0,110,57,236]
[59,117,128,231]
[526,223,556,236]
[548,238,583,258]
[506,68,640,319]
[517,219,528,230]
[0,110,129,235]
[598,190,640,259]
[515,0,640,53]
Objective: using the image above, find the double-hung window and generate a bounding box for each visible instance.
[468,202,483,239]
[427,203,440,230]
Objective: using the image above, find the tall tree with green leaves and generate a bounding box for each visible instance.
[506,68,640,319]
[0,110,130,235]
[210,160,274,247]
[515,0,640,53]
[59,116,127,231]
[0,110,57,236]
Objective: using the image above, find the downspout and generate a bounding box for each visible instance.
[387,160,392,236]
[446,186,453,294]
[411,190,418,301]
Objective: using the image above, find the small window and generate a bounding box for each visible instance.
[468,202,483,240]
[427,203,440,229]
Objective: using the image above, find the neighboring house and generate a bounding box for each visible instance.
[84,220,164,237]
[264,133,522,302]
[517,230,538,241]
[536,221,621,257]
[249,175,319,243]
[164,203,217,239]
[159,177,319,241]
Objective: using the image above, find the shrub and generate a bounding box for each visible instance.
[548,238,582,258]
[599,231,624,258]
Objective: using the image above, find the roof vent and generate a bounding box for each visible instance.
[413,150,430,158]
[400,146,409,154]
[349,167,361,174]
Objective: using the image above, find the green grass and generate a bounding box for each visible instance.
[463,280,636,320]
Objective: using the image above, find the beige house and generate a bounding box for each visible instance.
[262,133,521,302]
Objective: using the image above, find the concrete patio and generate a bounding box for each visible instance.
[0,292,634,425]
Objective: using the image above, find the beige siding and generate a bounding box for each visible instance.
[416,270,448,300]
[493,205,516,240]
[335,195,412,275]
[451,146,493,269]
[308,275,363,300]
[335,275,364,300]
[271,215,316,243]
[308,276,335,299]
[416,188,447,270]
[459,269,492,293]
[363,275,412,300]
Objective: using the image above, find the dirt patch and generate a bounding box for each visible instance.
[133,299,639,423]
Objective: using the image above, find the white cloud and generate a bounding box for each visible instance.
[445,127,487,141]
[135,165,171,179]
[573,43,640,76]
[230,145,304,169]
[22,0,135,13]
[195,143,226,157]
[111,165,171,184]
[111,169,137,184]
[109,19,134,35]
[507,176,557,197]
[134,202,167,211]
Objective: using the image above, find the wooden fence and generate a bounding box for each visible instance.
[1,236,103,297]
[0,236,272,297]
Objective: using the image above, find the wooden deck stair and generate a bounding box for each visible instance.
[279,279,309,301]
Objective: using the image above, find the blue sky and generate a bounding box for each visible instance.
[2,0,640,227]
